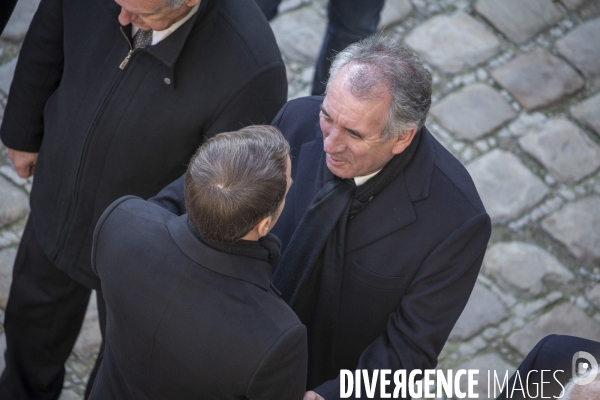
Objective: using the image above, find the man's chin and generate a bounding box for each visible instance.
[326,161,353,179]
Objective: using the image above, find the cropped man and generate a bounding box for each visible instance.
[89,126,307,400]
[0,0,286,397]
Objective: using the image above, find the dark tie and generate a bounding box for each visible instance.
[133,29,153,49]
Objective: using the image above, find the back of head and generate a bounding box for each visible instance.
[184,125,290,243]
[326,34,432,140]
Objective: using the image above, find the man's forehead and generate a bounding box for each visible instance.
[115,0,166,12]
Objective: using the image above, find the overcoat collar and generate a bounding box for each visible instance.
[294,122,437,252]
[167,214,274,292]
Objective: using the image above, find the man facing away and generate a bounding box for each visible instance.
[0,0,286,397]
[89,126,307,399]
[269,35,492,399]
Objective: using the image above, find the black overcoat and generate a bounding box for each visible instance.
[270,97,492,398]
[90,196,308,399]
[0,0,287,288]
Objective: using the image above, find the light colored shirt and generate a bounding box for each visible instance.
[354,170,381,186]
[132,2,200,45]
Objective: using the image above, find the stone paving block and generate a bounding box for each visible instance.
[58,389,81,400]
[457,353,516,400]
[561,0,587,10]
[0,176,29,228]
[378,0,413,30]
[0,333,5,373]
[0,58,18,96]
[519,118,600,183]
[466,149,549,223]
[571,93,600,135]
[507,303,600,356]
[542,196,600,262]
[492,48,584,110]
[404,11,500,74]
[0,247,16,309]
[430,83,516,141]
[270,7,326,64]
[483,242,573,298]
[449,283,508,341]
[73,293,102,360]
[556,17,600,78]
[587,284,600,311]
[475,0,562,43]
[0,0,41,42]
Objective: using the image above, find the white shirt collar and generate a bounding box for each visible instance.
[354,170,381,186]
[131,2,200,46]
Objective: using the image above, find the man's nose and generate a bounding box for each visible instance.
[323,127,345,154]
[118,8,137,26]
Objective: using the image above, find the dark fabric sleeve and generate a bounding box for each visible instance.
[203,65,287,139]
[315,212,492,400]
[0,0,64,152]
[91,195,140,277]
[0,0,18,35]
[246,323,308,400]
[147,173,186,215]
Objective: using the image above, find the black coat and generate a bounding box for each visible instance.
[496,335,600,400]
[90,196,308,400]
[0,0,287,289]
[269,97,492,399]
[0,0,17,34]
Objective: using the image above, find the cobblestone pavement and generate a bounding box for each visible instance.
[1,0,599,398]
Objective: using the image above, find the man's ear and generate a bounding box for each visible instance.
[186,0,201,7]
[391,127,418,155]
[255,216,272,238]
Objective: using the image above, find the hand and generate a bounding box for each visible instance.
[303,391,324,400]
[7,147,38,178]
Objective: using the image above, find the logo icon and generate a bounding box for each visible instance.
[572,351,599,386]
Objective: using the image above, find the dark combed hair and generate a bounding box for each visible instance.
[184,125,290,243]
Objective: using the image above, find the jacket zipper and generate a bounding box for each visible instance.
[54,27,138,261]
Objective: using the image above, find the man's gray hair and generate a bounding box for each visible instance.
[165,0,187,9]
[326,35,432,141]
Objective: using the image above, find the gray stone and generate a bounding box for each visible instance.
[0,248,17,309]
[542,196,600,262]
[475,0,562,44]
[483,242,573,298]
[73,293,102,360]
[270,8,326,64]
[58,389,81,400]
[507,303,600,356]
[449,283,509,341]
[556,17,600,78]
[404,12,500,74]
[0,58,18,96]
[457,353,516,399]
[587,284,600,311]
[492,48,584,110]
[278,0,310,14]
[378,0,413,30]
[519,118,600,184]
[466,149,549,223]
[0,333,5,374]
[0,0,41,42]
[430,83,516,141]
[561,0,586,10]
[0,176,29,228]
[571,93,600,135]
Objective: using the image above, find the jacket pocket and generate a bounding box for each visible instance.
[348,260,409,291]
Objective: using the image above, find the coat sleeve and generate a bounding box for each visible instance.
[314,212,492,400]
[0,0,64,152]
[246,323,308,400]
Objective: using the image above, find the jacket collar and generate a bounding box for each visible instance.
[167,214,274,292]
